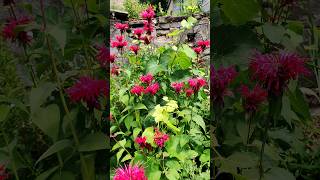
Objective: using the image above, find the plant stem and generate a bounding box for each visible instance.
[23,46,37,87]
[259,119,269,180]
[246,112,254,145]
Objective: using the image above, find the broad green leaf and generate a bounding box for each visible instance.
[221,0,260,25]
[112,139,126,151]
[142,127,155,146]
[262,23,286,43]
[288,88,311,121]
[79,132,107,152]
[181,44,197,59]
[35,166,59,180]
[36,139,72,164]
[179,134,189,148]
[192,114,206,132]
[145,60,165,74]
[134,103,148,110]
[166,169,179,180]
[81,154,95,180]
[48,24,67,55]
[32,104,60,141]
[176,51,191,69]
[0,105,10,122]
[263,167,295,180]
[30,82,56,112]
[165,136,180,157]
[124,115,134,130]
[200,149,210,163]
[133,128,142,140]
[236,120,249,144]
[281,95,299,127]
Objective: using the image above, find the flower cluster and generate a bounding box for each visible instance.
[0,165,9,180]
[133,28,144,39]
[193,40,210,55]
[67,77,108,109]
[96,45,116,67]
[135,136,152,151]
[130,45,140,55]
[113,164,148,180]
[115,23,129,34]
[211,65,237,105]
[249,51,309,96]
[2,16,33,44]
[171,77,207,97]
[153,128,169,148]
[240,85,267,113]
[111,65,120,76]
[130,74,160,96]
[111,35,128,50]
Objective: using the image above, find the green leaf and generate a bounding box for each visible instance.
[165,136,180,157]
[145,60,165,74]
[35,166,59,180]
[192,114,206,132]
[0,105,10,122]
[50,171,75,180]
[48,24,67,55]
[31,104,60,141]
[30,82,56,112]
[79,132,107,152]
[262,23,286,43]
[236,120,249,144]
[116,149,125,163]
[179,134,189,148]
[133,128,142,140]
[263,167,295,180]
[288,88,311,121]
[281,95,299,127]
[176,51,191,69]
[200,149,210,163]
[134,103,148,110]
[166,169,179,180]
[142,127,156,146]
[181,44,197,59]
[221,0,260,25]
[121,154,132,162]
[124,115,134,130]
[112,139,126,151]
[36,139,72,164]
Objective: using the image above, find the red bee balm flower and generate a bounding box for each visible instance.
[133,28,144,38]
[185,88,194,97]
[140,6,155,22]
[139,73,153,85]
[197,40,210,50]
[188,77,207,92]
[171,82,184,93]
[130,85,144,96]
[145,83,160,95]
[193,47,203,55]
[96,46,116,67]
[211,65,237,105]
[2,16,33,44]
[111,65,120,76]
[143,21,154,35]
[135,136,152,151]
[154,128,169,148]
[114,23,129,33]
[0,164,9,180]
[113,164,148,180]
[249,51,309,96]
[111,35,128,49]
[130,45,140,55]
[240,85,267,112]
[66,77,107,108]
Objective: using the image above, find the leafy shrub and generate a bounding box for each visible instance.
[124,0,149,19]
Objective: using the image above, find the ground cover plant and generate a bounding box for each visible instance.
[110,5,211,180]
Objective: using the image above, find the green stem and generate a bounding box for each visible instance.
[23,46,37,87]
[246,112,254,145]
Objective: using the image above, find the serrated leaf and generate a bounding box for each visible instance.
[192,114,206,132]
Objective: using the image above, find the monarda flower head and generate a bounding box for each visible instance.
[2,16,33,44]
[193,47,203,55]
[145,83,160,95]
[111,65,120,76]
[240,85,267,113]
[96,46,115,67]
[139,35,153,45]
[113,164,148,180]
[111,35,128,50]
[67,77,107,109]
[143,21,154,35]
[133,28,144,38]
[153,128,169,148]
[135,136,152,151]
[0,164,9,180]
[114,22,129,33]
[139,73,153,85]
[130,45,140,55]
[130,85,144,96]
[140,5,155,22]
[249,51,309,96]
[188,77,207,93]
[197,40,210,50]
[211,65,237,105]
[185,88,194,97]
[171,82,184,93]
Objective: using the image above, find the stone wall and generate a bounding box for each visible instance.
[110,13,210,61]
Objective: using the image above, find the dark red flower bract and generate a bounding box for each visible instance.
[240,85,267,112]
